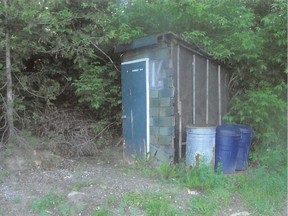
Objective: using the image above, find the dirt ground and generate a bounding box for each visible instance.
[0,144,256,216]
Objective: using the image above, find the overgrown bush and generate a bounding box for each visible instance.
[73,63,121,120]
[224,82,286,146]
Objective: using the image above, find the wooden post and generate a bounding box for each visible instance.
[177,45,182,160]
[192,55,196,125]
[218,65,222,125]
[206,59,209,125]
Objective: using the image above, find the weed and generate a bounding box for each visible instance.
[122,191,182,216]
[72,181,90,191]
[189,195,219,216]
[188,186,232,216]
[92,206,113,216]
[237,167,286,215]
[72,179,99,191]
[250,145,287,172]
[134,158,158,177]
[12,196,21,204]
[3,149,13,158]
[164,163,232,192]
[158,163,178,180]
[58,203,76,216]
[0,170,9,183]
[31,193,65,215]
[107,195,117,206]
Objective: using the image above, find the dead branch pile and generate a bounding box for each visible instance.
[35,107,116,157]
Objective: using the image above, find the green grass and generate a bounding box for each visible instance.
[92,206,113,216]
[237,168,286,215]
[235,145,287,215]
[31,193,85,216]
[2,148,13,158]
[31,193,65,216]
[71,179,99,191]
[122,191,183,216]
[134,158,159,177]
[12,196,21,204]
[0,170,10,183]
[158,162,233,192]
[188,186,233,216]
[134,145,287,216]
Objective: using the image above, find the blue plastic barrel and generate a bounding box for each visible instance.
[215,125,241,174]
[235,124,254,171]
[186,126,216,167]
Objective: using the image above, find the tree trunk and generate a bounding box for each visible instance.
[4,0,15,144]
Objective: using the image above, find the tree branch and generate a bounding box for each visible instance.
[90,41,120,72]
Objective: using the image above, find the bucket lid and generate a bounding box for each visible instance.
[216,124,241,136]
[186,125,216,129]
[186,126,216,134]
[234,124,253,134]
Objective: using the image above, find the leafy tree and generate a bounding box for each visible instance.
[0,0,121,144]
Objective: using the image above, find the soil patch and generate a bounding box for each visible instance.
[0,145,261,215]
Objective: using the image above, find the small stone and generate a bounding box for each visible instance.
[187,190,198,195]
[230,211,250,216]
[67,191,86,204]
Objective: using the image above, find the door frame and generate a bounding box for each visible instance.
[121,58,150,156]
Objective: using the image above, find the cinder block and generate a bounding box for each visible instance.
[149,117,154,126]
[150,135,158,144]
[149,144,159,157]
[159,88,174,97]
[150,126,159,136]
[154,146,174,164]
[150,107,159,117]
[150,98,159,107]
[164,68,174,77]
[153,116,175,127]
[159,107,174,116]
[158,135,173,145]
[159,98,172,107]
[159,127,174,136]
[163,78,174,88]
[150,89,159,98]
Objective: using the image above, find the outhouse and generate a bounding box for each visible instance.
[116,32,228,163]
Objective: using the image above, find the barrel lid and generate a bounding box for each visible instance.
[234,124,253,133]
[216,124,241,136]
[186,125,216,129]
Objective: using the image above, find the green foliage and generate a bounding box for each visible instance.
[189,186,232,215]
[122,192,180,216]
[31,193,65,215]
[181,166,233,191]
[157,162,232,192]
[189,194,221,216]
[73,63,121,119]
[12,196,21,204]
[237,163,287,215]
[133,157,159,177]
[158,163,178,180]
[0,170,9,184]
[0,0,122,128]
[92,207,113,216]
[31,192,85,216]
[224,83,286,146]
[250,144,287,173]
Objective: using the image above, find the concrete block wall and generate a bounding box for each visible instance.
[149,67,175,163]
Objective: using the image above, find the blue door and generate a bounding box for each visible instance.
[121,59,149,159]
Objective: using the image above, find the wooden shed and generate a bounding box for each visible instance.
[116,32,228,163]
